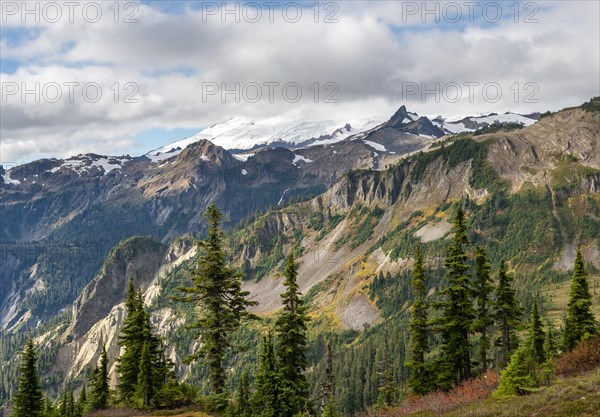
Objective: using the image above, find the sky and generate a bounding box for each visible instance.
[1,0,599,163]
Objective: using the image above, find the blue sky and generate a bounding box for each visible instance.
[1,1,598,163]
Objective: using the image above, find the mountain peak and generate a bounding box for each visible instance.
[384,105,411,128]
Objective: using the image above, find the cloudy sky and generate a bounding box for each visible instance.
[1,0,598,163]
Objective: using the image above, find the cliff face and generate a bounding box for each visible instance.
[228,107,600,323]
[71,236,168,338]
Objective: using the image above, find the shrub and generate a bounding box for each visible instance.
[370,370,499,416]
[555,335,600,377]
[153,381,196,409]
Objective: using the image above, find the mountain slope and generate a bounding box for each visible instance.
[1,100,597,414]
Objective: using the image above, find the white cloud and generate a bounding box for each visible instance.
[1,1,598,162]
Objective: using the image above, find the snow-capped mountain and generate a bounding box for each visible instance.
[144,108,539,164]
[434,112,539,134]
[145,116,385,162]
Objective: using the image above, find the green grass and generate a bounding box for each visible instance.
[439,369,600,417]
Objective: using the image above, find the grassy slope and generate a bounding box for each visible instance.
[439,369,600,417]
[86,408,214,417]
[373,337,600,417]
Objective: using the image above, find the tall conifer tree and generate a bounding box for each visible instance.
[177,204,256,410]
[432,206,473,388]
[77,384,87,416]
[494,261,522,367]
[473,247,494,373]
[235,370,251,417]
[377,330,395,407]
[406,248,431,395]
[544,324,558,359]
[13,339,44,417]
[88,344,109,410]
[275,251,311,415]
[528,300,546,364]
[562,248,597,350]
[252,333,285,417]
[117,279,170,407]
[116,276,141,403]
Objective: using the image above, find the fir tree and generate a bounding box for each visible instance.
[13,339,44,417]
[59,390,67,417]
[117,279,170,407]
[494,341,537,397]
[321,399,341,417]
[406,247,432,395]
[320,342,334,410]
[252,333,285,417]
[473,246,494,373]
[494,261,522,367]
[544,324,558,359]
[75,384,86,417]
[275,252,310,415]
[135,342,153,407]
[88,344,109,410]
[43,396,55,417]
[495,301,549,397]
[562,248,597,351]
[432,206,473,388]
[376,330,394,407]
[176,204,256,409]
[528,300,546,364]
[235,370,251,417]
[116,276,142,403]
[68,388,75,417]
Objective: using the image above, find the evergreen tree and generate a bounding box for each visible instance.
[43,396,56,417]
[116,276,142,403]
[494,341,537,397]
[544,324,558,359]
[88,344,109,410]
[177,204,256,409]
[235,370,251,417]
[135,342,153,408]
[74,384,85,417]
[252,333,285,417]
[321,399,341,417]
[473,246,494,373]
[528,300,546,364]
[494,261,522,367]
[562,248,597,351]
[376,330,394,407]
[59,390,67,417]
[432,206,473,388]
[275,252,310,415]
[406,248,432,395]
[13,339,44,417]
[495,301,551,397]
[319,342,334,410]
[117,279,170,407]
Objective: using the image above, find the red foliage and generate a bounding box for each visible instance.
[555,335,600,377]
[368,370,500,417]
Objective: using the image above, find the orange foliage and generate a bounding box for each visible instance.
[554,335,600,377]
[368,370,499,417]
